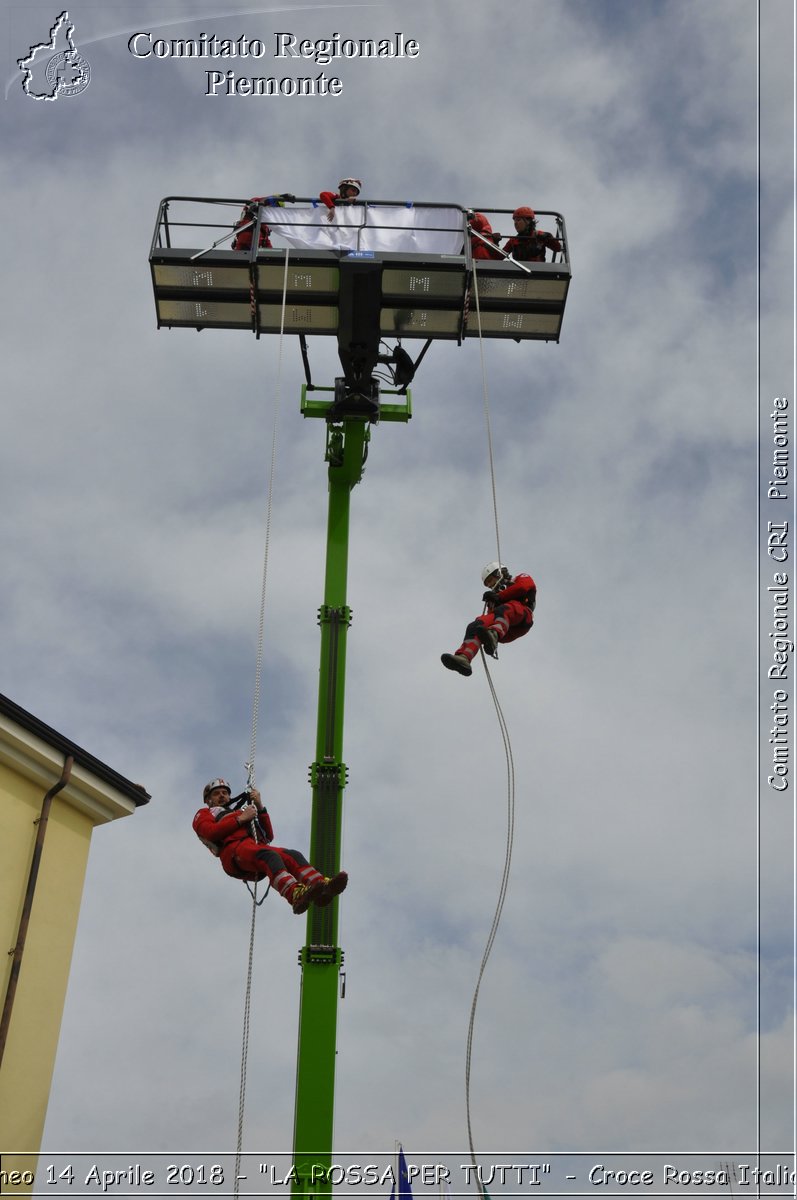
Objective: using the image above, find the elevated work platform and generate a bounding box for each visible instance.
[149,196,571,345]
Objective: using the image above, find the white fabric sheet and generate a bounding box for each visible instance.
[260,204,465,254]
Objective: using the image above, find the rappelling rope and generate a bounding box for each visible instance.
[464,657,515,1193]
[233,247,291,1200]
[463,267,517,1196]
[248,246,291,784]
[234,891,258,1193]
[472,268,502,565]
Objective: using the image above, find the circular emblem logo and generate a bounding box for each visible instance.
[44,50,90,97]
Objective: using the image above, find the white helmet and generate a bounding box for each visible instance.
[481,561,508,586]
[203,777,231,801]
[338,178,361,195]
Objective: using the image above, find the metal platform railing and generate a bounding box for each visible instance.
[149,196,571,344]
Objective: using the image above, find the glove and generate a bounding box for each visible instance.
[482,589,500,603]
[279,193,296,203]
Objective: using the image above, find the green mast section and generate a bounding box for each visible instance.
[292,389,411,1198]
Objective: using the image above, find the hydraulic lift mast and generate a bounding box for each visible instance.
[291,371,412,1197]
[291,411,363,1197]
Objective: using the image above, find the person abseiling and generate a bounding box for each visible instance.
[231,193,296,251]
[319,178,362,209]
[441,562,537,677]
[193,778,347,913]
[502,207,562,262]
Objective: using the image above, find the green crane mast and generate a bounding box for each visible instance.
[292,395,409,1197]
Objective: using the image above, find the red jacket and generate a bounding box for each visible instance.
[193,804,274,857]
[231,197,273,251]
[486,572,536,645]
[493,572,537,610]
[319,190,362,210]
[502,230,562,262]
[469,212,502,260]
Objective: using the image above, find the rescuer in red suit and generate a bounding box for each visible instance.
[231,194,296,251]
[193,779,347,913]
[467,211,502,260]
[441,562,537,677]
[319,177,362,210]
[502,206,562,262]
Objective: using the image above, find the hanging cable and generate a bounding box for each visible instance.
[463,268,517,1195]
[472,269,502,565]
[248,247,291,788]
[464,655,515,1194]
[232,248,291,1200]
[234,887,258,1196]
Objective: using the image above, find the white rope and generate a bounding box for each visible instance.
[248,247,291,787]
[472,269,502,565]
[464,267,516,1194]
[465,655,515,1193]
[234,885,258,1198]
[233,249,291,1198]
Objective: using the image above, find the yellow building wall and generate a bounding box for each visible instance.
[0,702,144,1200]
[0,763,94,1147]
[0,763,100,1165]
[0,772,41,1002]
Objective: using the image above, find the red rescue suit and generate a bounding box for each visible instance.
[231,197,273,251]
[455,572,537,662]
[193,804,309,883]
[468,212,502,260]
[319,190,359,210]
[502,229,561,262]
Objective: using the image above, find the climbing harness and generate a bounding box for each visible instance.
[232,248,291,1200]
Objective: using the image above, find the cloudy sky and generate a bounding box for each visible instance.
[2,0,794,1186]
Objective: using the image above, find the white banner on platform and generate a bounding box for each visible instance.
[260,204,465,254]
